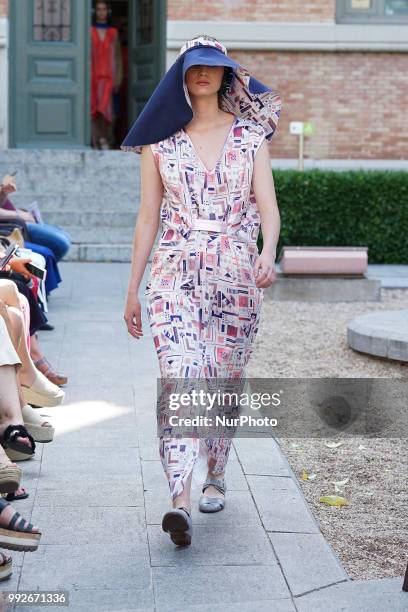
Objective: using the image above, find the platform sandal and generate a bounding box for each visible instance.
[198,476,227,513]
[0,498,41,551]
[162,506,192,546]
[3,447,35,462]
[0,459,22,495]
[22,404,54,443]
[0,551,12,582]
[1,425,35,456]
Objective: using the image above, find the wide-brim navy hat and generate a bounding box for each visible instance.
[120,36,282,154]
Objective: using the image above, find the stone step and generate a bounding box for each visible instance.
[5,179,140,196]
[0,149,139,167]
[65,243,134,262]
[6,194,141,214]
[61,225,136,243]
[1,149,143,261]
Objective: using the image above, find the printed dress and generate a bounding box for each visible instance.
[145,115,266,501]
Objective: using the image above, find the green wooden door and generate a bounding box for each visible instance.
[128,0,166,121]
[8,0,90,148]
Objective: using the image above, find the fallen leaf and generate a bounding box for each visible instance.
[331,477,349,492]
[300,470,317,481]
[324,441,345,449]
[319,495,349,507]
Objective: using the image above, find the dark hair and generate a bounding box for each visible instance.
[92,1,112,25]
[218,67,233,106]
[189,35,232,107]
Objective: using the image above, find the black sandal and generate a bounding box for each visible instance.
[6,487,29,502]
[1,425,36,456]
[0,498,41,551]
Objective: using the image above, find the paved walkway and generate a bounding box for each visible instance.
[5,263,406,611]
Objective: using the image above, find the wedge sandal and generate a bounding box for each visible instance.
[1,425,35,457]
[0,498,41,552]
[3,448,35,462]
[0,551,12,582]
[0,461,22,495]
[22,404,54,443]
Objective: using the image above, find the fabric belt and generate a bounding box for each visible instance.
[190,218,228,233]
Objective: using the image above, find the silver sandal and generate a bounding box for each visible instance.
[199,476,226,513]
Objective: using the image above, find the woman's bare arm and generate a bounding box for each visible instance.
[0,207,19,218]
[124,145,163,337]
[251,139,281,287]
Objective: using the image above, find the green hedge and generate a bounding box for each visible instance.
[257,169,408,264]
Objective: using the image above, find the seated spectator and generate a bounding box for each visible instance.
[0,174,70,294]
[0,313,43,581]
[0,272,68,388]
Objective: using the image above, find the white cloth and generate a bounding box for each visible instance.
[0,315,21,368]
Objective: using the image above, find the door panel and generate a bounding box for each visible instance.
[9,0,90,148]
[128,0,166,120]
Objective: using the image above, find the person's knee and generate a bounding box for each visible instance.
[0,280,20,306]
[7,306,24,329]
[52,232,71,261]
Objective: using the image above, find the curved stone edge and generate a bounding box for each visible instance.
[347,310,408,362]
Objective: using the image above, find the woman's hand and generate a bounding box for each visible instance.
[9,257,33,280]
[124,293,143,339]
[254,248,276,288]
[0,175,17,196]
[17,210,36,223]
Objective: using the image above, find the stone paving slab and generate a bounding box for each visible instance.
[233,437,291,476]
[246,474,320,533]
[19,546,152,595]
[148,522,277,567]
[146,488,261,527]
[269,532,348,596]
[152,565,290,610]
[156,601,296,612]
[294,577,407,612]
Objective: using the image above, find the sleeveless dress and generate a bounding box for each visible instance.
[145,115,266,501]
[90,25,118,123]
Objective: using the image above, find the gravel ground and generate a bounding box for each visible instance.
[248,288,408,581]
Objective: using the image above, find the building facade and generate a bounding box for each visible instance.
[1,0,407,165]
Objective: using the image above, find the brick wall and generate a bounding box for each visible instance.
[0,0,7,18]
[229,50,407,160]
[168,0,335,22]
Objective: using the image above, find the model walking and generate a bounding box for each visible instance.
[122,35,281,546]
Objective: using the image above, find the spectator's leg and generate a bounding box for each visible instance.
[25,223,71,262]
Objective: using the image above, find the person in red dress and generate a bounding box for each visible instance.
[90,1,123,149]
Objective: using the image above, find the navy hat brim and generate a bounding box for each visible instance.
[182,47,239,76]
[121,44,281,153]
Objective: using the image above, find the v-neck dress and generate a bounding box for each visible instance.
[145,115,267,501]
